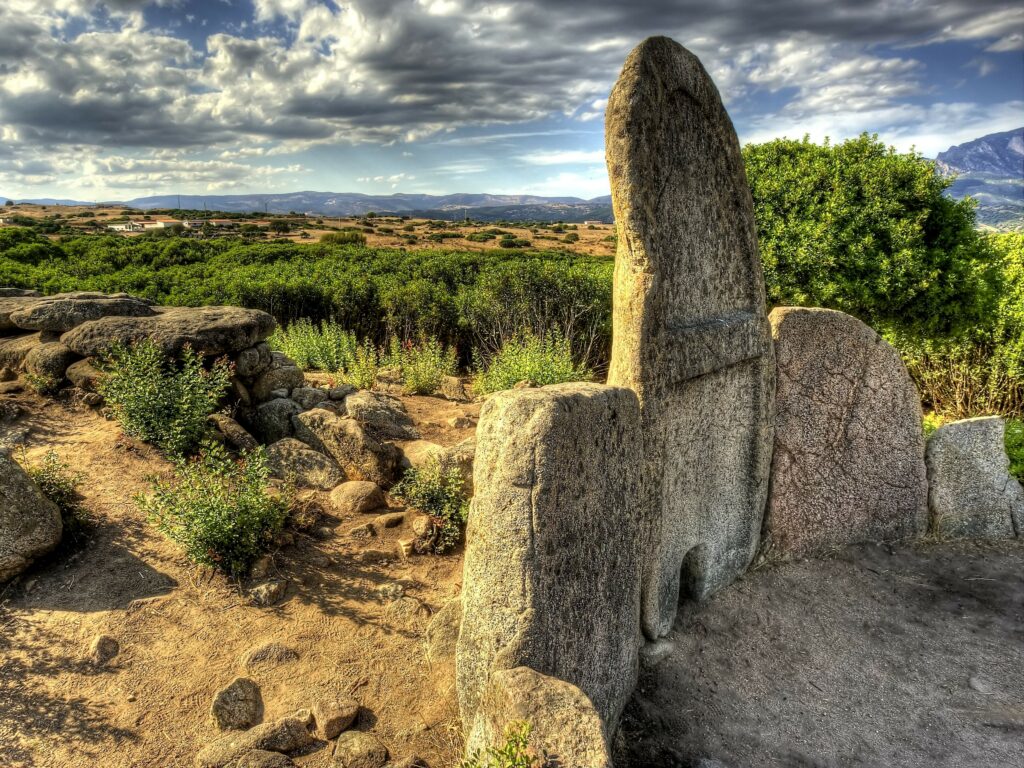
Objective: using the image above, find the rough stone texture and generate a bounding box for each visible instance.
[252,366,305,403]
[290,386,330,411]
[0,451,63,582]
[251,398,304,444]
[8,292,154,333]
[235,342,273,379]
[61,305,276,357]
[293,409,399,488]
[765,307,928,557]
[266,438,345,490]
[438,376,469,402]
[469,667,612,767]
[232,752,296,768]
[0,288,41,298]
[1,296,42,332]
[344,391,418,440]
[0,333,41,370]
[457,383,643,741]
[398,440,444,470]
[926,417,1022,539]
[66,358,103,391]
[208,414,260,453]
[329,480,386,515]
[605,36,776,638]
[24,341,79,382]
[426,598,461,697]
[211,677,262,731]
[331,731,388,768]
[195,717,313,768]
[312,695,360,739]
[87,634,120,666]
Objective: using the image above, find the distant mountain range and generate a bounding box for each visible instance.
[3,129,1020,228]
[936,127,1023,231]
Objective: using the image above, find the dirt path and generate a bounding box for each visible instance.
[0,395,470,768]
[617,541,1024,768]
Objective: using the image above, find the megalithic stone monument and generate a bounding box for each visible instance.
[605,36,776,639]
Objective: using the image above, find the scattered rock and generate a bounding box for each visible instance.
[328,384,355,401]
[209,413,260,453]
[373,511,405,529]
[249,580,289,607]
[65,358,103,391]
[252,366,306,403]
[8,292,154,333]
[24,341,79,382]
[376,582,406,601]
[349,522,376,539]
[312,696,360,739]
[343,391,418,440]
[290,386,330,411]
[265,438,345,490]
[446,416,474,429]
[240,642,299,672]
[82,391,104,407]
[329,480,387,515]
[399,440,444,471]
[0,451,63,582]
[211,677,262,731]
[331,731,388,768]
[88,634,120,666]
[251,398,304,444]
[235,343,273,379]
[293,409,400,488]
[438,376,468,402]
[195,717,314,768]
[926,416,1022,539]
[62,305,277,358]
[764,307,928,557]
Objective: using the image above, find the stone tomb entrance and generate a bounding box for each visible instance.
[605,36,776,639]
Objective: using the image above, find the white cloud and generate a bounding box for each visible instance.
[518,149,605,165]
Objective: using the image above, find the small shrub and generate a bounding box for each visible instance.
[473,331,592,396]
[391,458,468,554]
[346,338,381,390]
[498,238,531,249]
[460,723,541,768]
[98,340,233,457]
[320,231,367,246]
[384,335,458,395]
[1006,418,1024,483]
[24,371,59,396]
[922,412,943,438]
[21,449,90,538]
[270,319,359,373]
[137,443,288,577]
[563,232,580,243]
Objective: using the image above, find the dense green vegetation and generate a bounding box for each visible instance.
[391,458,470,554]
[471,331,592,395]
[1,134,1020,416]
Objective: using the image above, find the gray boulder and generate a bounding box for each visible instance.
[764,307,928,557]
[0,288,41,298]
[344,391,418,440]
[290,386,330,411]
[331,731,388,768]
[251,399,303,444]
[61,305,276,357]
[0,333,41,370]
[926,416,1022,538]
[0,452,63,582]
[252,366,305,403]
[194,717,313,768]
[265,438,345,490]
[66,358,104,391]
[235,342,273,379]
[467,666,612,767]
[24,342,79,383]
[329,480,386,515]
[0,296,41,332]
[211,677,262,731]
[208,414,260,453]
[457,383,643,742]
[293,409,399,488]
[8,292,154,333]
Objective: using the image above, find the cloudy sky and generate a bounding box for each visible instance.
[1,0,1021,201]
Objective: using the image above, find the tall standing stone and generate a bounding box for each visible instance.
[456,383,643,747]
[605,36,776,638]
[765,307,928,556]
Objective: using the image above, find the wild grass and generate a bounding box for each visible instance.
[472,331,591,396]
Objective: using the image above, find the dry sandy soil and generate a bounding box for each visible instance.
[0,392,478,768]
[3,388,1022,768]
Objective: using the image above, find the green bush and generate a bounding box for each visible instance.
[137,443,288,576]
[465,232,496,242]
[472,331,592,396]
[98,340,233,456]
[1006,419,1024,483]
[391,458,468,554]
[270,318,360,373]
[20,449,90,538]
[320,231,366,245]
[384,335,457,395]
[461,723,541,768]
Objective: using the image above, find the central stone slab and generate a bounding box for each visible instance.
[605,36,776,639]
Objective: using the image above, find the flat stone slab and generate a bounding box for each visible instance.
[605,36,775,638]
[61,305,276,357]
[8,291,154,333]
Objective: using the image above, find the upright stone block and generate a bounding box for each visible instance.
[765,307,928,556]
[456,383,643,744]
[605,36,776,638]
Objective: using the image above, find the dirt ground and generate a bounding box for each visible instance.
[0,392,478,768]
[616,540,1024,768]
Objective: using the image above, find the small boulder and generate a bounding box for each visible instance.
[329,384,355,401]
[252,366,305,403]
[266,438,345,490]
[0,333,42,371]
[66,358,104,391]
[312,696,360,739]
[209,414,260,453]
[373,511,405,529]
[331,731,388,768]
[399,440,444,471]
[329,481,386,515]
[439,376,469,402]
[0,452,63,582]
[235,343,274,379]
[250,579,289,607]
[251,398,303,444]
[291,386,331,411]
[233,751,296,768]
[211,677,262,731]
[383,596,430,631]
[195,717,313,768]
[88,634,120,666]
[344,391,419,440]
[24,342,79,383]
[293,410,400,488]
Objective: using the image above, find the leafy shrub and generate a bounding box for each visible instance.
[320,231,367,245]
[391,458,469,554]
[922,412,943,438]
[460,723,541,768]
[1006,419,1024,483]
[137,443,288,576]
[21,449,90,537]
[23,371,60,396]
[98,340,233,456]
[498,238,531,249]
[345,338,382,390]
[465,232,496,242]
[270,318,359,373]
[563,232,580,243]
[384,336,458,395]
[473,331,592,396]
